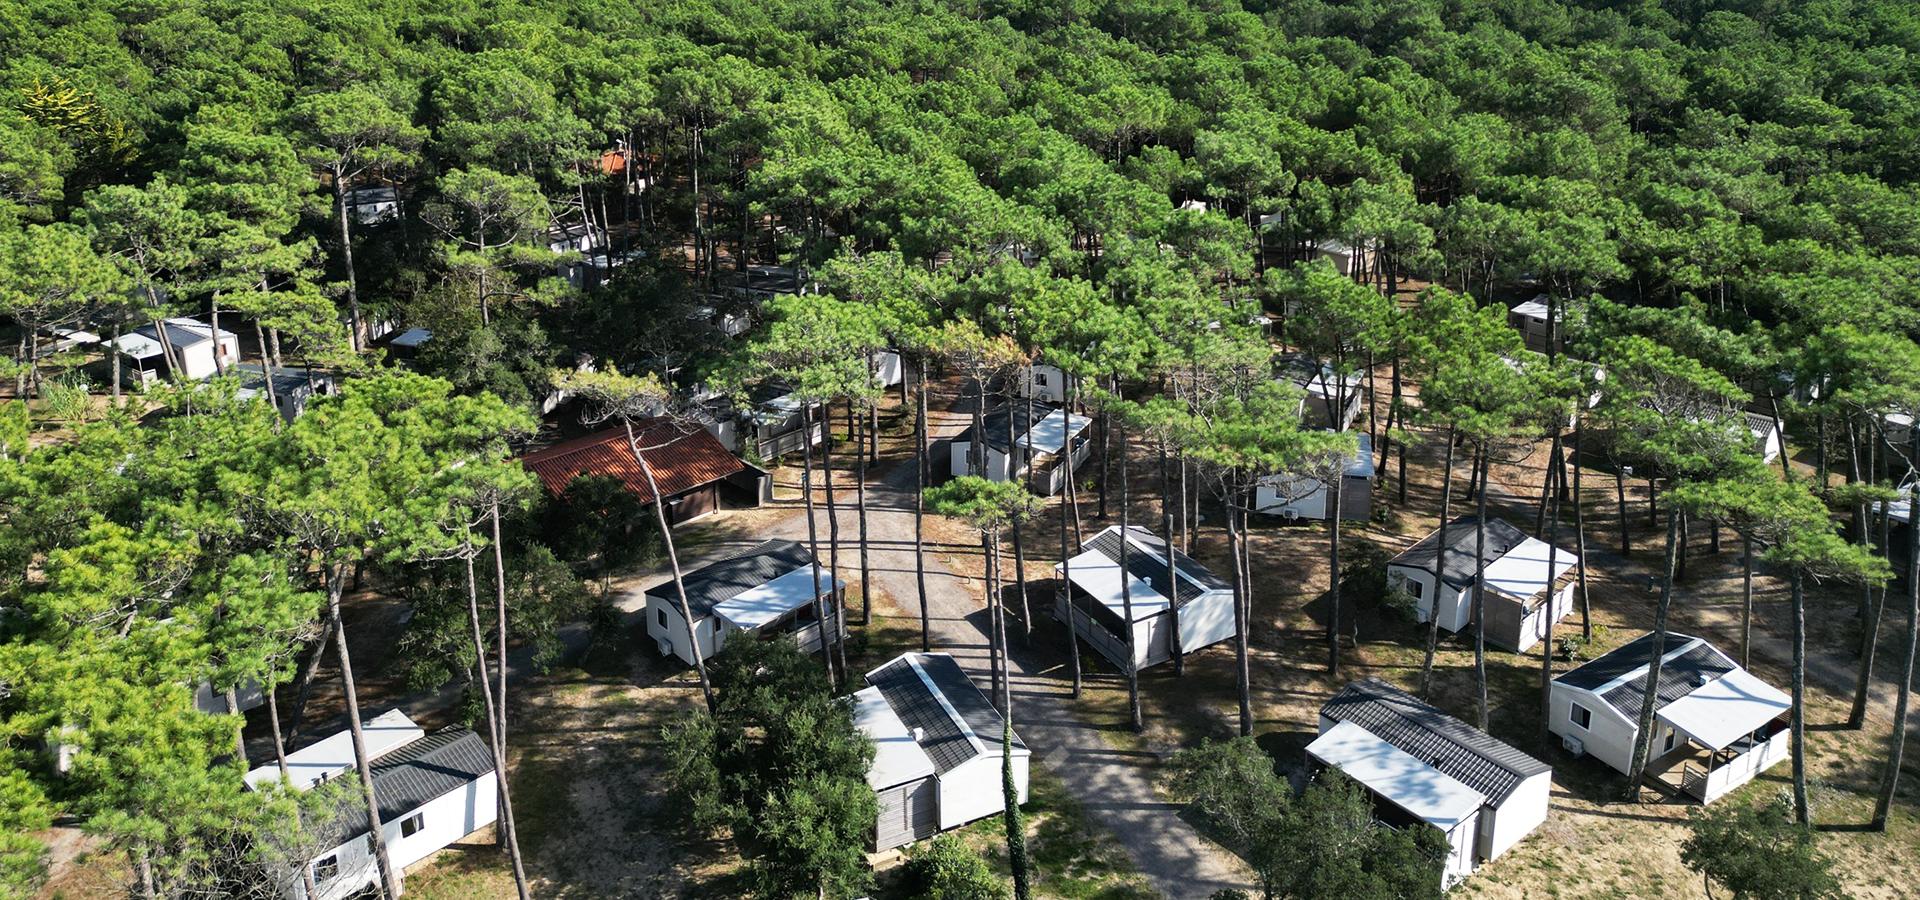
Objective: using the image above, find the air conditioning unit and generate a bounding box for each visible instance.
[1561,734,1586,757]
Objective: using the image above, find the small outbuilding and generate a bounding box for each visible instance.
[520,421,769,526]
[1312,237,1379,279]
[1551,632,1790,804]
[1386,516,1578,653]
[1508,297,1564,354]
[1053,526,1236,672]
[108,317,241,386]
[1012,363,1071,404]
[853,652,1029,852]
[643,539,846,666]
[949,402,1092,496]
[234,364,335,421]
[244,709,497,900]
[1310,678,1552,887]
[1254,432,1373,521]
[1276,353,1364,431]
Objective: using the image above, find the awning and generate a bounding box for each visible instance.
[1657,669,1791,751]
[1056,548,1172,622]
[1482,537,1578,603]
[1306,720,1485,832]
[712,564,843,629]
[852,686,937,789]
[1015,409,1093,455]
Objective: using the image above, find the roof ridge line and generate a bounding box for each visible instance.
[905,654,986,758]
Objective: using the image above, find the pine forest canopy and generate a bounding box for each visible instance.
[4,0,1920,896]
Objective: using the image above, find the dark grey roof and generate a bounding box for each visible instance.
[133,319,220,349]
[1558,632,1675,691]
[1321,678,1548,804]
[235,363,325,396]
[1389,516,1531,590]
[1086,527,1229,607]
[654,539,818,617]
[1599,640,1735,723]
[318,729,494,847]
[867,653,1022,775]
[953,403,1054,454]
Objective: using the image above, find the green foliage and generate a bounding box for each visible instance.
[662,639,876,899]
[1681,792,1844,899]
[900,835,1010,900]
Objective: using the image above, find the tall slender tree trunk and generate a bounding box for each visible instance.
[1006,397,1031,640]
[1742,536,1755,668]
[1328,471,1344,676]
[1625,508,1681,801]
[490,501,510,749]
[800,412,836,688]
[327,565,401,899]
[286,616,335,742]
[1872,471,1920,830]
[857,396,872,627]
[1539,480,1562,745]
[1851,501,1889,728]
[1063,424,1083,698]
[463,553,531,900]
[822,406,850,681]
[626,421,716,710]
[1616,466,1631,555]
[1117,426,1142,732]
[1573,417,1592,641]
[332,173,363,352]
[1473,460,1492,731]
[916,357,931,652]
[1160,447,1183,676]
[267,688,321,900]
[1791,567,1811,825]
[1419,429,1457,699]
[1229,476,1252,736]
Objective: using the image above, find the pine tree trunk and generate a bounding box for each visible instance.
[490,501,510,749]
[1624,508,1681,801]
[1328,471,1343,676]
[267,688,321,900]
[1742,536,1755,668]
[1419,429,1457,698]
[1573,416,1592,642]
[800,411,836,688]
[1872,471,1920,830]
[915,357,931,653]
[327,565,401,899]
[1473,465,1491,730]
[627,421,716,709]
[1539,480,1561,745]
[1007,396,1031,640]
[333,172,363,352]
[1062,377,1083,697]
[1616,466,1631,556]
[1160,447,1183,676]
[1117,426,1142,732]
[463,553,531,899]
[286,615,335,742]
[1003,718,1031,900]
[1851,501,1889,729]
[1792,567,1811,825]
[1229,476,1252,736]
[857,396,872,627]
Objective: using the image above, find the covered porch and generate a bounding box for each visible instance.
[1642,670,1793,804]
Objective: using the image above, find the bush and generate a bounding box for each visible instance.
[900,835,1009,900]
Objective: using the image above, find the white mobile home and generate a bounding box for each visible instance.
[1053,526,1236,672]
[108,318,241,385]
[1276,353,1365,431]
[344,186,399,226]
[244,709,497,900]
[949,403,1092,496]
[1254,432,1374,521]
[1508,297,1565,354]
[643,539,846,666]
[1312,238,1378,278]
[853,652,1029,851]
[1745,411,1784,464]
[1386,516,1577,653]
[1552,633,1789,804]
[235,364,335,421]
[1311,679,1552,887]
[1013,363,1070,404]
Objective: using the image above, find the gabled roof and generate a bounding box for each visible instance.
[243,709,423,792]
[863,653,1024,777]
[1321,678,1549,805]
[317,729,495,848]
[1308,720,1484,832]
[1063,526,1229,616]
[1389,516,1574,598]
[954,403,1059,454]
[521,421,750,506]
[1557,632,1743,724]
[111,318,236,359]
[648,539,824,619]
[1274,353,1364,401]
